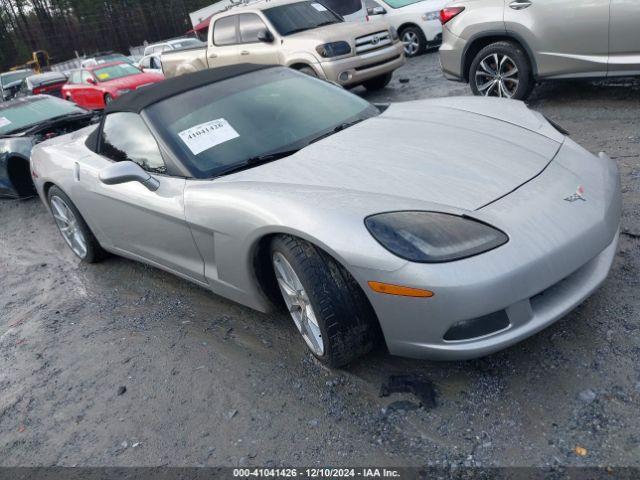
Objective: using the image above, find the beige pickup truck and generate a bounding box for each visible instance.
[161,0,405,90]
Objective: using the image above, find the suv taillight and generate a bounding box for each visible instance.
[440,7,465,25]
[33,87,43,95]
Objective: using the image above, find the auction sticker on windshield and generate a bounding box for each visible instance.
[178,118,240,155]
[0,117,12,128]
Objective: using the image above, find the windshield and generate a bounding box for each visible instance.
[170,39,203,49]
[1,71,32,87]
[263,1,342,36]
[319,0,363,15]
[380,0,425,7]
[0,97,87,135]
[93,63,142,82]
[145,68,378,178]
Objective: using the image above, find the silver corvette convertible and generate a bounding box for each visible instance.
[31,65,621,367]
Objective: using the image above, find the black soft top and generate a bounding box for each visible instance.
[104,64,275,114]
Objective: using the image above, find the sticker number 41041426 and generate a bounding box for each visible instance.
[178,118,240,155]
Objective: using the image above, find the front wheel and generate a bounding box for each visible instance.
[400,26,426,57]
[47,186,106,263]
[104,93,114,105]
[362,72,393,91]
[469,41,533,100]
[270,235,379,368]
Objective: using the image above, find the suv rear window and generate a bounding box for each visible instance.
[263,1,342,36]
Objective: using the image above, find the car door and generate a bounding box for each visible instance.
[81,70,103,109]
[74,112,206,283]
[504,0,611,79]
[237,13,280,64]
[209,15,241,67]
[608,0,640,76]
[64,71,83,104]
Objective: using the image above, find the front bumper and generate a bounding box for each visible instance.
[355,142,622,360]
[320,43,405,87]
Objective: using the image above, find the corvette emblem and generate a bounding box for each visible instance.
[564,185,586,203]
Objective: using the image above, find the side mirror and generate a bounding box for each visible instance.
[99,161,160,191]
[368,6,387,15]
[86,77,97,85]
[257,29,275,43]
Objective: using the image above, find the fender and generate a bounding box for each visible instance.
[461,30,539,81]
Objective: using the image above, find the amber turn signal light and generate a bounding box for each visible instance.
[368,281,434,298]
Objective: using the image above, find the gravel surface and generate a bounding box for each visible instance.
[1,52,639,468]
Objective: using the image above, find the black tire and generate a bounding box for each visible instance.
[104,93,114,105]
[297,66,318,78]
[270,235,380,368]
[469,41,533,100]
[47,186,106,263]
[362,72,393,91]
[399,26,426,57]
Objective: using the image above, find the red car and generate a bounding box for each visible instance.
[61,62,164,110]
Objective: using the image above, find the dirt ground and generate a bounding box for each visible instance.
[1,52,639,468]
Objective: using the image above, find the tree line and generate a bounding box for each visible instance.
[0,0,220,71]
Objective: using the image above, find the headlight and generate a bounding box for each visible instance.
[316,41,352,58]
[422,11,440,21]
[365,211,508,263]
[389,27,399,41]
[117,89,132,95]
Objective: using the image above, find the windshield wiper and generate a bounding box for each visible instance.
[215,148,301,178]
[308,118,366,145]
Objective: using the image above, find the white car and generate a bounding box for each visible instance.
[138,54,164,75]
[365,0,446,57]
[143,38,204,57]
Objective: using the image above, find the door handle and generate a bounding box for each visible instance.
[509,0,532,9]
[241,50,250,56]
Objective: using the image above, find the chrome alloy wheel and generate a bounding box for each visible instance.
[475,53,519,98]
[50,195,87,259]
[272,252,325,356]
[402,31,420,56]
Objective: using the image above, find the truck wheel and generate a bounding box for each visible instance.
[270,235,379,368]
[362,73,393,91]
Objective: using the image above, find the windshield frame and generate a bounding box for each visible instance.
[142,68,379,179]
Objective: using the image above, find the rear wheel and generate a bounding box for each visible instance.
[47,186,106,263]
[270,235,379,368]
[469,41,533,100]
[400,26,426,57]
[362,72,393,91]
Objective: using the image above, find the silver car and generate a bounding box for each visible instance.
[31,65,621,367]
[439,0,640,100]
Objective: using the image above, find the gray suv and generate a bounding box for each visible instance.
[439,0,640,100]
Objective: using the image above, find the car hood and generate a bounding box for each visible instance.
[223,97,565,212]
[101,72,164,90]
[287,21,389,43]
